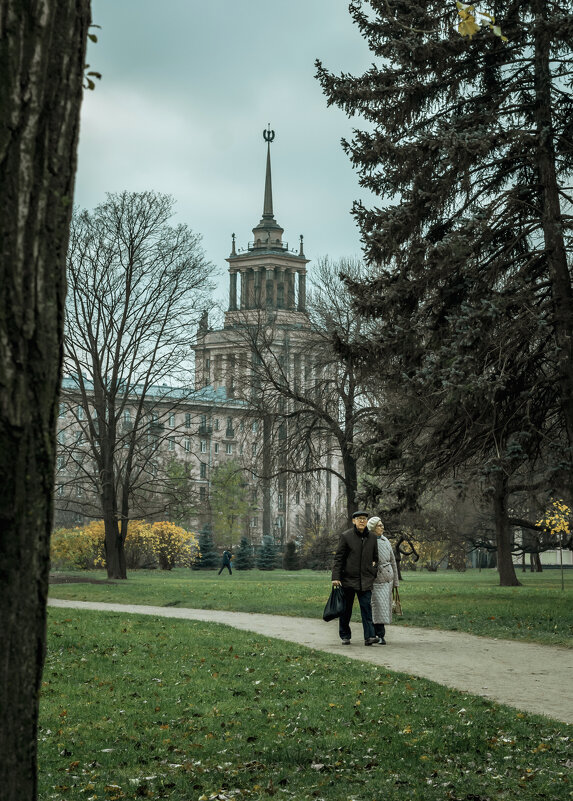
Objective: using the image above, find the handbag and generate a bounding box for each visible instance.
[323,586,346,622]
[392,586,403,616]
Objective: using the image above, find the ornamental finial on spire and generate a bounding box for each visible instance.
[263,123,275,143]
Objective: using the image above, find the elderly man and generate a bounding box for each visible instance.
[331,510,379,646]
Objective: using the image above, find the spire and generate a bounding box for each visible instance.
[251,125,284,249]
[262,125,274,219]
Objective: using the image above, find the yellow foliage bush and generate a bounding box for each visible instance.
[51,519,199,570]
[50,523,105,570]
[148,521,199,570]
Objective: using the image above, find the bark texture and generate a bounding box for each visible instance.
[0,2,90,798]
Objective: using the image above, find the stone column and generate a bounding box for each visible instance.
[253,267,262,308]
[260,268,268,307]
[229,271,237,311]
[240,269,247,310]
[266,267,275,309]
[286,269,296,309]
[297,272,306,312]
[276,266,286,309]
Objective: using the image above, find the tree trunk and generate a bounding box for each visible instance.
[492,472,521,587]
[534,2,573,459]
[262,413,272,534]
[0,3,90,799]
[341,447,358,524]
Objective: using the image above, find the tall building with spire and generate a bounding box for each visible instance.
[194,126,310,393]
[193,128,328,541]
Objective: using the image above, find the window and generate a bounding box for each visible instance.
[76,486,83,497]
[200,462,207,479]
[250,517,258,528]
[278,493,284,510]
[185,413,191,428]
[75,431,83,445]
[214,418,220,431]
[57,430,66,445]
[239,444,243,455]
[296,492,300,505]
[200,440,207,453]
[168,437,175,451]
[251,443,257,456]
[57,455,65,470]
[151,462,158,478]
[226,443,233,455]
[252,420,259,432]
[57,485,64,497]
[77,405,84,420]
[168,413,175,426]
[239,420,244,432]
[59,403,66,418]
[199,486,207,502]
[214,443,219,454]
[184,438,191,452]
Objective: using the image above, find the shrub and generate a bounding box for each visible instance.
[282,540,300,570]
[51,519,198,570]
[234,535,254,570]
[193,524,219,570]
[256,535,278,570]
[148,521,199,570]
[50,522,105,570]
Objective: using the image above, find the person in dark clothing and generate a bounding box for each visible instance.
[218,549,233,575]
[331,510,379,646]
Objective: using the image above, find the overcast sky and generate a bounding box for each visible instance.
[74,1,376,307]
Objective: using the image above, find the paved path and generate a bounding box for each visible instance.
[48,599,573,725]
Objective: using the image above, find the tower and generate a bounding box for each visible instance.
[193,129,311,542]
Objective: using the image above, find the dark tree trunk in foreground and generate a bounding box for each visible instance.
[0,3,90,799]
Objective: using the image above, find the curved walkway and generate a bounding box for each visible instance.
[48,599,573,725]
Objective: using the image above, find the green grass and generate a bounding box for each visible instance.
[39,608,572,801]
[49,568,573,647]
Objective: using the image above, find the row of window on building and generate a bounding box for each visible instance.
[59,404,259,437]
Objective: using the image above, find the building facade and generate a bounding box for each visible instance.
[55,131,345,544]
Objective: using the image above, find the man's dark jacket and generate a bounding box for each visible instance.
[331,526,378,591]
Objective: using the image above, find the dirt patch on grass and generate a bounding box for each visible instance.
[49,574,116,585]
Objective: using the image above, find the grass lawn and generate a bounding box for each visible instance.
[39,607,572,801]
[49,568,573,647]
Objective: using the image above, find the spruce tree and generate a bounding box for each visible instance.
[282,540,300,570]
[193,523,219,570]
[316,1,573,586]
[234,536,255,570]
[256,535,278,571]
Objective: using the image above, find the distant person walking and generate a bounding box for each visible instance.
[331,510,379,646]
[368,517,399,644]
[218,549,233,575]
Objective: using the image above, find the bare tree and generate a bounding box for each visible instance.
[0,3,90,798]
[63,191,214,578]
[233,257,379,525]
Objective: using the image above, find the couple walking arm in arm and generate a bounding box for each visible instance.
[331,511,399,646]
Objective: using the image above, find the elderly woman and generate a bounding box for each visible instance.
[368,516,399,644]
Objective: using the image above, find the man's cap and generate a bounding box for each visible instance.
[352,510,369,519]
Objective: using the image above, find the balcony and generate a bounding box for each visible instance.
[198,425,213,436]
